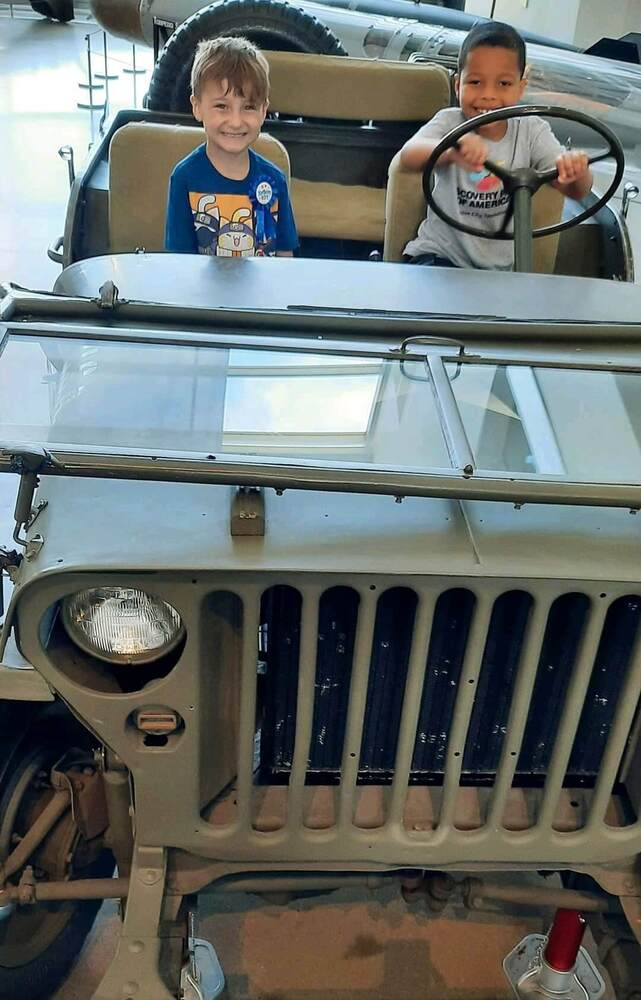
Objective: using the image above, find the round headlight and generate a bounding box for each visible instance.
[61,587,184,665]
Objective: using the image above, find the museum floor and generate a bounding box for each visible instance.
[0,8,618,999]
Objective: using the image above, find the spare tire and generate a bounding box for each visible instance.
[146,0,347,113]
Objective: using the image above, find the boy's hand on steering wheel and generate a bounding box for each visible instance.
[451,132,489,172]
[555,149,589,185]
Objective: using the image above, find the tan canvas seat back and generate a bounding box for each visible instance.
[108,122,290,253]
[384,150,563,272]
[265,52,451,244]
[266,51,450,122]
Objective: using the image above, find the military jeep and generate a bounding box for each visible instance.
[1,43,641,1000]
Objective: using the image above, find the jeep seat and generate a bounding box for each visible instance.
[265,52,452,246]
[383,150,563,273]
[108,123,290,253]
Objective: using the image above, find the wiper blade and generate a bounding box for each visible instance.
[288,304,512,322]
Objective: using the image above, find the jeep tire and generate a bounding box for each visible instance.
[0,706,113,1000]
[30,0,74,22]
[146,0,347,113]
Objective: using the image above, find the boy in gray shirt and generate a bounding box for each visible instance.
[400,21,592,270]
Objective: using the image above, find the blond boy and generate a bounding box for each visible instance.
[165,36,298,257]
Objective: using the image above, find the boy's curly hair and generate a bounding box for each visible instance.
[191,35,270,103]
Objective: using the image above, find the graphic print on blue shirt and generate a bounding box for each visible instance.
[165,146,298,257]
[190,193,271,256]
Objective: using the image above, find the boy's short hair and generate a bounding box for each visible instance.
[458,21,526,77]
[191,35,270,103]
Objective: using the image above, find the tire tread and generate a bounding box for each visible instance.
[147,0,347,113]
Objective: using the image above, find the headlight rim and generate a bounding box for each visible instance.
[60,586,185,666]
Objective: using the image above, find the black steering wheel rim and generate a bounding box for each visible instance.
[422,104,625,240]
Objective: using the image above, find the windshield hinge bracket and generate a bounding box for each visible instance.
[12,474,47,557]
[0,446,59,555]
[230,486,265,537]
[2,444,60,476]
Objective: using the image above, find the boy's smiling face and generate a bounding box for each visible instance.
[191,77,267,160]
[455,45,526,138]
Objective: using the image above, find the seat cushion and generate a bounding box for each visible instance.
[291,178,385,242]
[108,122,290,253]
[266,53,449,243]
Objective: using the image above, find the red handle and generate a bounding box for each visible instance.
[544,909,587,972]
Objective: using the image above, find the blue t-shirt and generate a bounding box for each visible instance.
[165,145,298,257]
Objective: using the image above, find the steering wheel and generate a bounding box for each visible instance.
[421,105,625,269]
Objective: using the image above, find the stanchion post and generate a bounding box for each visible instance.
[123,44,147,108]
[102,33,110,108]
[95,30,118,81]
[77,33,106,111]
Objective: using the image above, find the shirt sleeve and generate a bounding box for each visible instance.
[274,180,299,252]
[412,109,461,143]
[165,170,198,253]
[528,118,565,172]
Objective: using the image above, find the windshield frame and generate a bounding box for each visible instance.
[3,318,641,510]
[1,444,641,509]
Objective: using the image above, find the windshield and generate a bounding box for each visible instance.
[447,362,641,483]
[2,331,641,498]
[0,334,450,470]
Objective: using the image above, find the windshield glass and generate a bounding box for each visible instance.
[447,362,641,483]
[0,335,450,469]
[2,332,641,487]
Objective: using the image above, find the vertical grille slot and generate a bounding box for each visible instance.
[411,589,476,776]
[359,588,418,775]
[589,639,641,828]
[337,591,378,828]
[537,600,610,831]
[200,590,244,822]
[288,589,322,828]
[309,586,360,772]
[487,597,551,831]
[388,594,435,827]
[578,596,641,829]
[569,595,641,777]
[235,591,261,829]
[517,593,590,777]
[463,590,533,778]
[257,585,302,775]
[439,596,494,830]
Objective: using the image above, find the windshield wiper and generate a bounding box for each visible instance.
[288,304,511,322]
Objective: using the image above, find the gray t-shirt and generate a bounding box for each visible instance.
[404,108,564,270]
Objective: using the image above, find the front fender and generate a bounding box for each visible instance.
[0,665,54,702]
[0,625,53,703]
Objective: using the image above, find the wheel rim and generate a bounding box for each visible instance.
[0,748,81,968]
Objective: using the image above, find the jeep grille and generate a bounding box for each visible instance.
[203,579,641,860]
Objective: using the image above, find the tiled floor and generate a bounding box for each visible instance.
[0,10,623,1000]
[51,883,577,1000]
[0,7,152,289]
